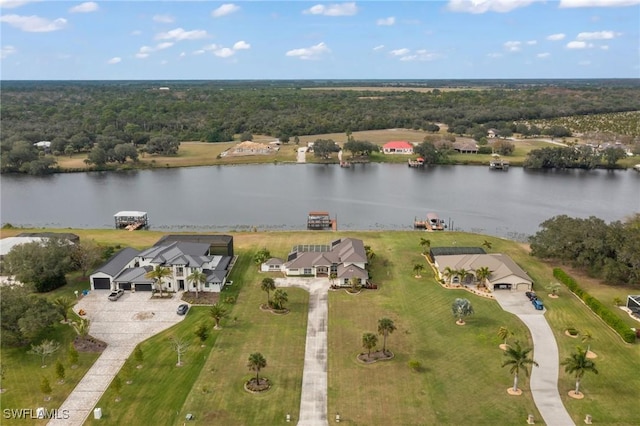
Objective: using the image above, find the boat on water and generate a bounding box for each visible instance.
[408,157,425,168]
[414,212,446,231]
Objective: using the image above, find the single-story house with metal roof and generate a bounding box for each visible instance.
[433,252,533,291]
[90,237,233,293]
[383,141,414,154]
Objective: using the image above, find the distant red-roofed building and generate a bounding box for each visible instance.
[382,141,414,154]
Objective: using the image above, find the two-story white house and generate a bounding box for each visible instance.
[90,237,233,293]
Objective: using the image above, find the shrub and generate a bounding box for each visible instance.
[554,268,636,343]
[408,360,422,372]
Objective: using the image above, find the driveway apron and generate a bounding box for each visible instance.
[47,291,186,426]
[276,278,329,426]
[493,291,575,426]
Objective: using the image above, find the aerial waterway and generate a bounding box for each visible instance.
[1,164,638,240]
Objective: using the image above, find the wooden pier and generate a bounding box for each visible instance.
[307,211,337,231]
[489,158,509,170]
[408,158,425,168]
[414,212,446,231]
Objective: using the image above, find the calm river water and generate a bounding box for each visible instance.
[1,164,638,240]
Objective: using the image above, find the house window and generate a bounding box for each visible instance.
[205,282,209,288]
[176,267,184,277]
[331,264,338,273]
[304,268,312,275]
[168,282,172,288]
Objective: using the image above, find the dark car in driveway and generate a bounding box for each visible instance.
[176,304,189,315]
[525,291,537,301]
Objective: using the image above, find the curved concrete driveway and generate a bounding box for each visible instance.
[493,292,575,426]
[48,291,186,426]
[276,278,329,426]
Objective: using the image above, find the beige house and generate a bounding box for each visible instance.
[433,253,533,291]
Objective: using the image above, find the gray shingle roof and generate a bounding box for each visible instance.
[93,247,140,277]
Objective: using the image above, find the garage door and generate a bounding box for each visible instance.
[494,283,512,290]
[93,278,111,290]
[119,283,131,290]
[135,284,153,291]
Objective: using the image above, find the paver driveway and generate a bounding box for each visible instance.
[48,290,186,426]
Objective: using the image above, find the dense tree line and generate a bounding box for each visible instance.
[524,146,627,169]
[529,215,640,285]
[2,81,639,174]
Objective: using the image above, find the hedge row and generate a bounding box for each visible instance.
[553,268,636,343]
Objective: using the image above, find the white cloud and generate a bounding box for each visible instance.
[577,31,620,40]
[398,49,438,61]
[566,41,593,49]
[153,14,175,23]
[560,0,640,8]
[377,16,395,26]
[546,33,566,41]
[526,40,537,45]
[0,14,67,32]
[179,52,186,57]
[447,0,536,14]
[69,2,98,13]
[537,52,550,58]
[504,40,522,52]
[390,48,410,56]
[487,52,503,58]
[156,28,208,41]
[0,45,17,58]
[0,0,38,8]
[212,3,239,18]
[107,57,121,64]
[214,47,234,58]
[193,49,205,55]
[135,42,174,59]
[233,40,250,50]
[304,2,358,16]
[286,42,331,60]
[373,45,385,51]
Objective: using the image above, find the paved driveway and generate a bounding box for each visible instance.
[48,290,186,426]
[493,291,575,426]
[276,278,329,426]
[297,147,308,163]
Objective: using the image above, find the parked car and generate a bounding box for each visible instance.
[525,291,537,301]
[108,289,124,301]
[532,299,544,310]
[176,304,189,315]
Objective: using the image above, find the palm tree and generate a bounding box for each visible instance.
[451,298,474,325]
[501,341,538,393]
[272,289,288,310]
[349,277,361,293]
[413,263,424,278]
[377,318,396,354]
[561,346,598,396]
[364,245,376,262]
[329,272,337,286]
[187,269,207,299]
[498,326,512,349]
[475,266,491,289]
[53,296,75,323]
[456,269,469,285]
[247,352,267,384]
[419,238,431,255]
[209,303,228,330]
[362,332,378,359]
[442,266,455,284]
[581,330,595,357]
[261,277,276,307]
[546,282,561,297]
[72,318,90,338]
[482,240,493,250]
[145,265,172,297]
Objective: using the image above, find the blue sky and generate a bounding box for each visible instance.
[1,0,639,80]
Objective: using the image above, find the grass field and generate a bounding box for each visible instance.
[1,229,638,425]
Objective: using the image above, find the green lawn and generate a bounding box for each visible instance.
[1,229,638,425]
[0,321,100,426]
